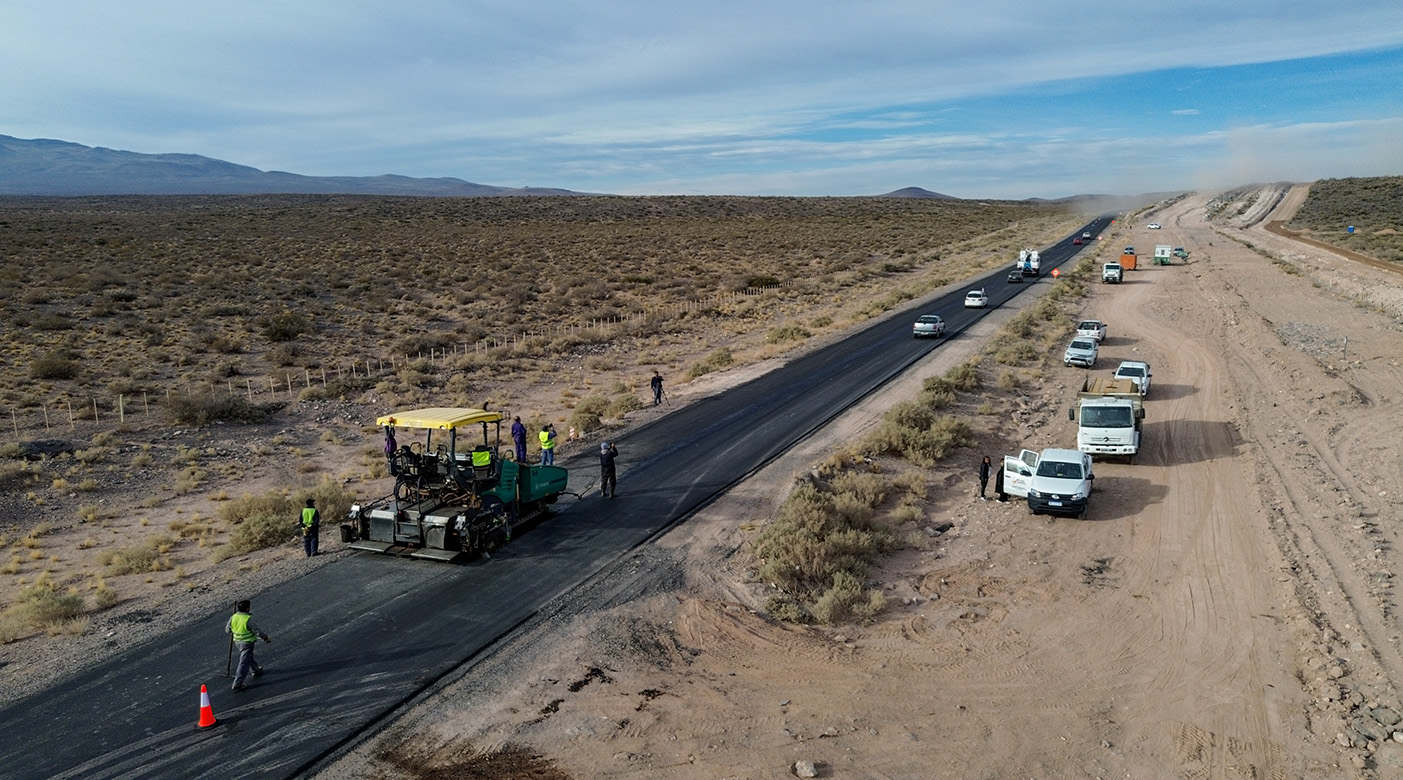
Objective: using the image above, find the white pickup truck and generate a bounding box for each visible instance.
[1113,360,1152,396]
[1075,319,1107,341]
[1002,448,1095,519]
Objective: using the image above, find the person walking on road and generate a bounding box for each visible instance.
[227,599,271,691]
[978,455,992,500]
[510,416,528,462]
[300,498,320,557]
[539,423,557,466]
[650,371,664,406]
[599,441,619,498]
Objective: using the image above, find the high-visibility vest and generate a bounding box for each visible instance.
[230,612,257,643]
[471,449,491,468]
[301,507,317,529]
[539,430,555,450]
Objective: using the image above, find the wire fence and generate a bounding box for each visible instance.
[3,284,789,443]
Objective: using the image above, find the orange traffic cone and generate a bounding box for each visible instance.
[197,684,218,728]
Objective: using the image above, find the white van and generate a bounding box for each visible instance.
[1002,447,1094,519]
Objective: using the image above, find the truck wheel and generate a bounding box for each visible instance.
[1027,503,1036,516]
[1078,508,1088,520]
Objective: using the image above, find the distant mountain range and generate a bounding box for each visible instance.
[0,135,583,197]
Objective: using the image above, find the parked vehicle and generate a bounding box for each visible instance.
[1173,247,1189,258]
[1113,360,1152,396]
[1123,246,1135,255]
[1147,223,1161,229]
[1064,337,1099,367]
[1070,377,1145,460]
[912,314,947,338]
[964,289,989,308]
[1154,245,1173,265]
[1119,252,1138,271]
[1003,448,1095,518]
[1075,319,1107,342]
[1102,263,1123,284]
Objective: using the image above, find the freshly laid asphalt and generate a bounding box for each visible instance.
[0,218,1110,779]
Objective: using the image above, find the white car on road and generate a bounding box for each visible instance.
[963,289,989,308]
[1147,223,1161,229]
[912,314,946,338]
[1063,337,1099,367]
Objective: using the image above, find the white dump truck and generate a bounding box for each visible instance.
[1069,377,1145,461]
[1102,262,1123,283]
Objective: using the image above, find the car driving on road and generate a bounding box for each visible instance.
[912,314,946,338]
[1006,270,1023,284]
[1147,223,1161,229]
[964,289,989,308]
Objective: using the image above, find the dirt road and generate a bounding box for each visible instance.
[317,190,1403,779]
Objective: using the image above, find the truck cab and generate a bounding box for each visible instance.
[1070,377,1145,461]
[1102,263,1123,283]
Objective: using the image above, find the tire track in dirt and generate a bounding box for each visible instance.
[1073,236,1301,778]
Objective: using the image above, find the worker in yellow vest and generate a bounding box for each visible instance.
[539,423,557,465]
[226,599,271,691]
[300,498,320,557]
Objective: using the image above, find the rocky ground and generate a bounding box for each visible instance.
[311,186,1403,779]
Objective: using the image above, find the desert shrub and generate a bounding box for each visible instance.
[5,578,86,634]
[753,482,895,608]
[812,571,886,625]
[260,310,309,342]
[686,348,734,379]
[744,274,781,289]
[98,537,174,575]
[940,361,981,391]
[830,470,888,508]
[765,325,810,344]
[764,593,809,623]
[167,393,278,425]
[606,393,645,419]
[993,340,1040,365]
[31,353,80,380]
[218,479,355,556]
[863,414,974,467]
[997,369,1021,389]
[568,394,610,434]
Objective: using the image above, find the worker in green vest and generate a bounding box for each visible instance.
[538,423,557,465]
[226,599,271,691]
[300,498,320,557]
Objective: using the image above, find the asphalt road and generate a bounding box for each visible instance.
[0,217,1111,779]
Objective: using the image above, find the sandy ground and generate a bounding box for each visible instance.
[311,189,1403,780]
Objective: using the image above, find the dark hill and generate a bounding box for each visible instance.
[0,135,583,197]
[874,187,957,199]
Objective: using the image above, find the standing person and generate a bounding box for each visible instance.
[300,498,320,557]
[978,455,992,500]
[226,599,271,691]
[994,460,1007,503]
[650,371,664,406]
[384,426,398,475]
[539,423,557,466]
[599,441,619,498]
[510,416,528,462]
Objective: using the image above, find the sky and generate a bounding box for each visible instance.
[3,1,1403,199]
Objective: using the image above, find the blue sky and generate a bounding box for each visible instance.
[4,1,1403,198]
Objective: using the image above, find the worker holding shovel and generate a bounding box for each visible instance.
[226,599,272,691]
